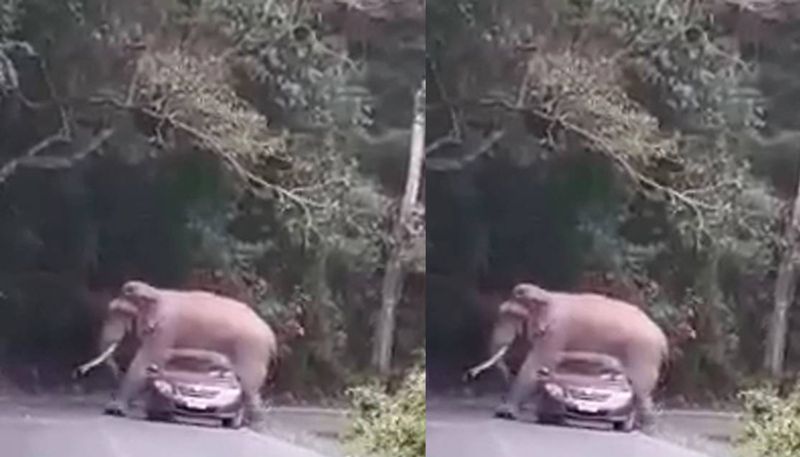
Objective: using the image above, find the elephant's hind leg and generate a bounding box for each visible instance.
[627,362,660,429]
[235,359,268,424]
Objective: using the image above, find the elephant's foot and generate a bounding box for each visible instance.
[243,397,268,426]
[493,403,519,420]
[103,399,128,417]
[246,407,266,425]
[636,411,656,432]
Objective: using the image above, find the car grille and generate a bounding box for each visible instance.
[566,406,609,417]
[176,403,218,413]
[567,388,611,401]
[176,385,218,398]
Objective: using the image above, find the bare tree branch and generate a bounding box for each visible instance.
[17,128,115,169]
[477,97,718,214]
[425,129,505,171]
[0,131,70,183]
[87,95,325,228]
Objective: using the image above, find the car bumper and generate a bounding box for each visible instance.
[537,392,634,423]
[146,389,243,419]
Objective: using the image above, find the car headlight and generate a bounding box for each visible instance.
[543,383,565,399]
[611,391,633,402]
[215,388,242,404]
[153,379,174,396]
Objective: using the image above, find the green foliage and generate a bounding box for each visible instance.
[0,0,20,38]
[425,0,785,397]
[0,0,423,388]
[344,363,426,457]
[737,385,800,457]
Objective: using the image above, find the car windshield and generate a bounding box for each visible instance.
[555,359,622,377]
[164,355,230,373]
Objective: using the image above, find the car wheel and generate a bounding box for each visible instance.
[536,413,562,425]
[613,413,635,432]
[145,409,172,422]
[222,408,245,429]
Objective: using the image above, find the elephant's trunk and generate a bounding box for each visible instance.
[464,344,510,381]
[74,342,120,377]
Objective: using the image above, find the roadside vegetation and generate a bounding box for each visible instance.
[343,358,426,457]
[737,384,800,457]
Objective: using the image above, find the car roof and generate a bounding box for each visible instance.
[555,351,624,370]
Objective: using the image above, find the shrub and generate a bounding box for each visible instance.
[737,384,800,457]
[344,365,425,457]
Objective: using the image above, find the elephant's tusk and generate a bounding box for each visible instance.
[75,342,119,377]
[464,344,510,380]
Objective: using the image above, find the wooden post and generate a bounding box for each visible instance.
[372,80,426,376]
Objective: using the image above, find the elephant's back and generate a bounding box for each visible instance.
[169,291,276,347]
[556,293,667,353]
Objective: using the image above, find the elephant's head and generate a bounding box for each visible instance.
[492,300,531,346]
[74,280,161,377]
[511,283,550,310]
[464,300,536,381]
[106,280,161,338]
[509,283,553,339]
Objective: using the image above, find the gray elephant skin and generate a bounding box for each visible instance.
[491,283,668,427]
[78,280,278,422]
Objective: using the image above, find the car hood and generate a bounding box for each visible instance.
[153,370,241,389]
[546,374,631,392]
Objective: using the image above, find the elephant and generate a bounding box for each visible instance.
[494,283,668,427]
[464,300,547,384]
[76,313,137,381]
[75,280,278,422]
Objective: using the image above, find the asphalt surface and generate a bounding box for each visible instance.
[0,396,335,457]
[426,403,723,457]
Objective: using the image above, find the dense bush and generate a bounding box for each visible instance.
[344,363,426,457]
[737,385,800,457]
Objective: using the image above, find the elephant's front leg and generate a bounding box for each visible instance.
[495,350,543,420]
[104,351,151,416]
[635,395,656,429]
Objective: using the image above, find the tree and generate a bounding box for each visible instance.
[0,0,425,392]
[373,80,425,376]
[765,170,800,377]
[425,0,783,398]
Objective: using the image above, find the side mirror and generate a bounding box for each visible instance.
[146,364,160,375]
[537,367,551,377]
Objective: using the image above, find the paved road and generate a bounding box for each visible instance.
[0,397,333,457]
[426,404,721,457]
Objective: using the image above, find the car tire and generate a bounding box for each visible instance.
[222,408,245,429]
[536,413,562,426]
[145,409,172,423]
[613,414,635,432]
